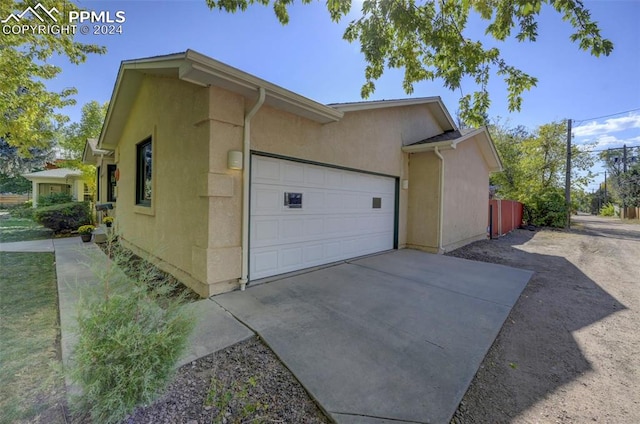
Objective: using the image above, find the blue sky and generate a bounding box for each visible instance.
[42,0,640,190]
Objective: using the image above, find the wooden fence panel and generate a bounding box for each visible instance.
[0,194,30,207]
[489,199,524,237]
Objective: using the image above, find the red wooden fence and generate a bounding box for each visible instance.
[489,199,523,238]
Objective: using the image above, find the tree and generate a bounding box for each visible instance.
[489,120,528,200]
[205,0,613,126]
[0,1,105,155]
[0,136,54,177]
[0,173,32,193]
[59,101,109,159]
[58,100,108,198]
[618,164,640,208]
[489,120,595,226]
[599,146,640,208]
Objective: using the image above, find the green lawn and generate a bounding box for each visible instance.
[0,252,66,424]
[0,216,52,243]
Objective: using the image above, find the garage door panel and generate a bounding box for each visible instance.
[326,170,343,187]
[281,218,305,240]
[254,220,279,243]
[305,167,325,185]
[281,246,303,267]
[250,155,395,280]
[253,250,279,274]
[253,158,280,182]
[304,191,326,210]
[304,244,324,262]
[305,218,324,236]
[283,163,304,182]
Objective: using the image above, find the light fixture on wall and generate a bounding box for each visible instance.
[227,151,243,170]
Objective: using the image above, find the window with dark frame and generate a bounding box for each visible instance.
[136,137,152,206]
[107,164,117,202]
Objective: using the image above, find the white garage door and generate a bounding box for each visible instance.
[250,155,396,280]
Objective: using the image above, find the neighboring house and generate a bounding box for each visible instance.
[22,168,85,208]
[86,50,501,297]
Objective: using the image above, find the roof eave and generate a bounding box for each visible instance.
[99,50,343,149]
[401,140,456,153]
[333,97,457,132]
[181,50,343,124]
[401,127,503,172]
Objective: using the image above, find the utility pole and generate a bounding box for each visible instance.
[622,144,627,218]
[604,171,608,204]
[565,118,572,229]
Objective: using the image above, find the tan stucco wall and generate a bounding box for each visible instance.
[114,75,211,296]
[252,104,442,177]
[250,104,444,249]
[406,152,441,252]
[441,138,490,250]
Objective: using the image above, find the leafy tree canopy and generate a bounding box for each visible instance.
[490,119,595,202]
[599,146,640,207]
[489,119,595,226]
[59,100,108,160]
[57,100,108,197]
[205,0,613,127]
[0,1,105,156]
[0,136,54,177]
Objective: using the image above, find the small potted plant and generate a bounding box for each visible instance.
[103,216,114,228]
[78,225,95,242]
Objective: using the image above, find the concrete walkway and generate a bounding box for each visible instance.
[0,237,253,374]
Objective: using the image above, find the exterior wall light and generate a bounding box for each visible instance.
[227,151,243,170]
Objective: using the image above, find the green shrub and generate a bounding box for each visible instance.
[599,203,616,217]
[8,201,34,219]
[37,192,73,207]
[70,238,194,424]
[33,202,92,233]
[525,190,568,228]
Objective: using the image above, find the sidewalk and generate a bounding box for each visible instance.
[1,237,253,376]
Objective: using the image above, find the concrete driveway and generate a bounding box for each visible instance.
[214,249,533,424]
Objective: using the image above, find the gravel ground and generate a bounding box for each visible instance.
[122,337,330,424]
[448,215,639,423]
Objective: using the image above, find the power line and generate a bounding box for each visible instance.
[582,145,640,153]
[573,107,640,126]
[578,145,640,154]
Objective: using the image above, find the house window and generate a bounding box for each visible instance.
[107,164,117,202]
[136,137,152,206]
[96,166,101,201]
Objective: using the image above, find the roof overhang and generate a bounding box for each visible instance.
[22,168,83,182]
[402,127,503,172]
[331,97,456,132]
[82,138,114,164]
[99,50,343,149]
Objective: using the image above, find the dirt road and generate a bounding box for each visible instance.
[449,215,639,423]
